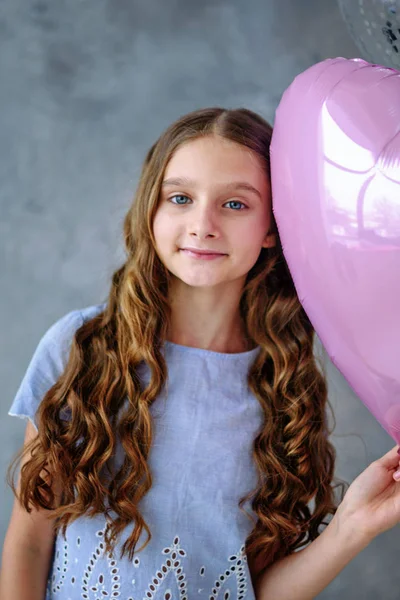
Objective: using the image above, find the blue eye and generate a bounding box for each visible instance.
[169,195,190,205]
[226,200,247,210]
[168,195,247,210]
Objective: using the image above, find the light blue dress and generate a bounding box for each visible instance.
[8,303,263,600]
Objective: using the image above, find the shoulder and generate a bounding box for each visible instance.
[20,302,107,388]
[8,302,106,431]
[40,302,107,348]
[78,302,108,325]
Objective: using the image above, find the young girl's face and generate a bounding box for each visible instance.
[152,134,276,290]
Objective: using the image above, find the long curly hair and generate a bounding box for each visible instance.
[7,106,348,580]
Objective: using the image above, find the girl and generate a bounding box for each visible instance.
[2,107,400,600]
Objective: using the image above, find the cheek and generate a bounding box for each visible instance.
[152,211,182,259]
[235,220,266,247]
[233,224,267,263]
[152,211,169,247]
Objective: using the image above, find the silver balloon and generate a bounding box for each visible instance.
[338,0,400,68]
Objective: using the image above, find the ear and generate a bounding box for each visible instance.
[261,231,277,249]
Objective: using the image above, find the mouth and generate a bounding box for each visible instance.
[179,248,227,259]
[179,248,227,256]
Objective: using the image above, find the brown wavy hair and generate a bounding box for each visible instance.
[7,107,348,580]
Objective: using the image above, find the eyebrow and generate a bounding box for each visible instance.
[161,177,262,200]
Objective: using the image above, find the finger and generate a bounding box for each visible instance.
[377,445,400,469]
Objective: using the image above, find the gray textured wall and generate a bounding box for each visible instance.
[1,1,398,598]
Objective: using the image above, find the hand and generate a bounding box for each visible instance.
[336,444,400,542]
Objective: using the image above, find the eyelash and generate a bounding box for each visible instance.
[167,194,248,211]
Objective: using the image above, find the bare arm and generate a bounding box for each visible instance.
[0,421,60,600]
[0,542,54,600]
[252,511,371,600]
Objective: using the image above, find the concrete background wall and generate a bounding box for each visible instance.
[1,1,398,597]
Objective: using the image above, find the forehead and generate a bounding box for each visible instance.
[163,135,267,188]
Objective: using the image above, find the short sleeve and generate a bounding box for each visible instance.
[8,309,85,432]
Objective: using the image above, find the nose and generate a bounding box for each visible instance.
[188,204,220,239]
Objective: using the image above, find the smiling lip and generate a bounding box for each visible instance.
[179,248,227,260]
[180,247,227,255]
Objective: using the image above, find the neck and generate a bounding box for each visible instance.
[166,278,254,353]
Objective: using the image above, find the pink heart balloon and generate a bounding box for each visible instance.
[270,57,400,444]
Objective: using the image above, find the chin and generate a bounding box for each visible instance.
[173,273,226,288]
